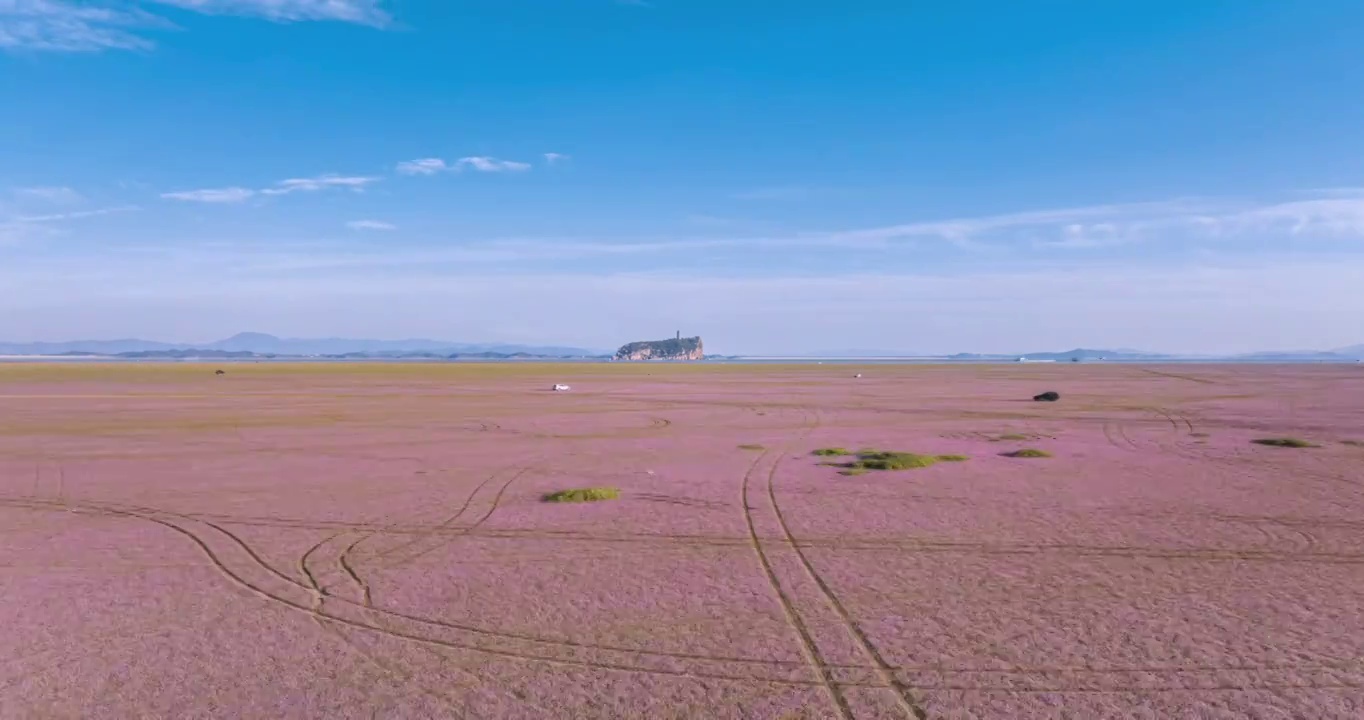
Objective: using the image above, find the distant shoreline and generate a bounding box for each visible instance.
[0,355,1358,365]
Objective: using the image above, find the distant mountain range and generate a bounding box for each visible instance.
[795,346,1364,361]
[1,334,1361,361]
[0,332,607,359]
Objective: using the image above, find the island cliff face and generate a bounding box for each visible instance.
[614,336,704,361]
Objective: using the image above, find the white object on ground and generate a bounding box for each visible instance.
[552,384,571,391]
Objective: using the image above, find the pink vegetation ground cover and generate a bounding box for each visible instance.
[1,362,1362,719]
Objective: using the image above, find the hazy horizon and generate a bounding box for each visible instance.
[4,2,1364,355]
[1,328,1360,359]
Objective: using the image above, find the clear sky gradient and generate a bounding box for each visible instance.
[3,0,1363,354]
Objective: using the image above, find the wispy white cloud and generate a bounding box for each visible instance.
[396,156,533,175]
[346,219,395,231]
[0,0,387,53]
[161,187,256,203]
[13,185,83,204]
[543,152,570,165]
[395,158,449,176]
[260,174,380,195]
[456,156,531,173]
[0,203,139,244]
[161,174,379,203]
[16,205,138,222]
[1228,198,1364,237]
[149,0,389,26]
[0,0,168,52]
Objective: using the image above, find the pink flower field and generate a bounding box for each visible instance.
[1,362,1362,719]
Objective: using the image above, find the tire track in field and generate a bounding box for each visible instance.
[383,464,533,570]
[739,409,853,718]
[345,461,524,579]
[2,496,851,687]
[304,460,538,706]
[0,495,853,687]
[5,497,1361,694]
[297,534,465,715]
[770,408,927,719]
[1139,368,1218,385]
[1139,406,1362,509]
[370,527,1364,565]
[1101,421,1139,451]
[170,511,1364,566]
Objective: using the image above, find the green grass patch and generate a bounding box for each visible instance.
[541,487,621,503]
[1002,448,1052,458]
[856,451,939,470]
[996,433,1030,441]
[824,449,972,473]
[737,443,765,451]
[1251,437,1318,448]
[849,450,939,471]
[811,447,852,456]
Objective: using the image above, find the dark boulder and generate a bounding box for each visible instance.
[1033,391,1059,402]
[215,369,226,375]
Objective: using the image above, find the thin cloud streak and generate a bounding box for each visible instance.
[0,204,139,244]
[395,158,449,176]
[457,156,531,173]
[260,174,380,195]
[161,174,380,203]
[16,205,139,222]
[396,156,532,174]
[346,220,396,231]
[161,187,256,203]
[150,0,390,26]
[13,185,82,204]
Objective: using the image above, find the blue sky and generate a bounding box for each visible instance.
[3,0,1364,354]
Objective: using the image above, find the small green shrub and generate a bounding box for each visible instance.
[812,447,852,456]
[542,487,621,503]
[738,444,765,451]
[838,467,870,476]
[935,454,970,462]
[1002,448,1051,458]
[997,433,1029,441]
[1251,438,1318,448]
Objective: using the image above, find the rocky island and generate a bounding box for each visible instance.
[614,335,704,361]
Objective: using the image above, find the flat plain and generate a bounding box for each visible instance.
[2,362,1362,719]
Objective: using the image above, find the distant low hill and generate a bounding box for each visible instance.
[0,332,605,358]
